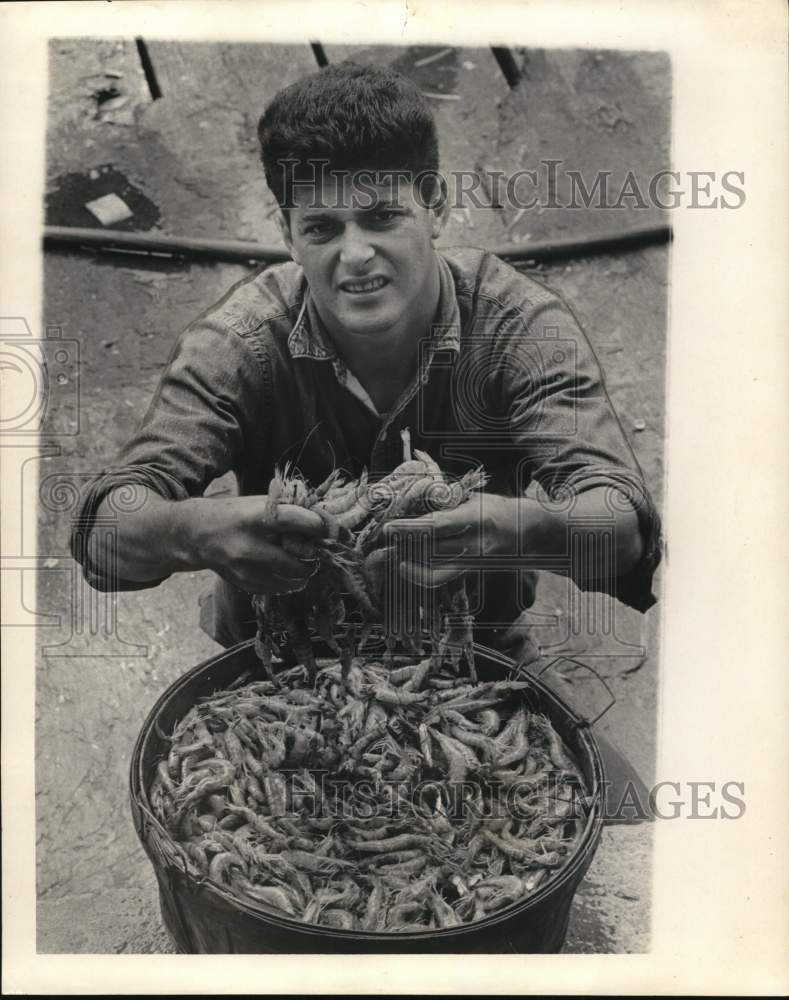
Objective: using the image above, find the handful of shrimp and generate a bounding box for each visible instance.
[253,429,487,683]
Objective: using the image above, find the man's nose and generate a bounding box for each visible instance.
[339,224,374,269]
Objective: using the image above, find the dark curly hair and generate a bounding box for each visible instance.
[258,61,440,208]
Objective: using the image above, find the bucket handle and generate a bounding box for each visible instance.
[457,641,613,727]
[137,797,193,877]
[470,642,616,727]
[514,655,617,727]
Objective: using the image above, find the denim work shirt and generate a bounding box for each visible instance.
[72,247,662,648]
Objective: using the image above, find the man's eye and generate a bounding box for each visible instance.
[303,223,332,236]
[372,209,401,223]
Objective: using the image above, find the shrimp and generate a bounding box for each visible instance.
[372,685,429,707]
[387,661,421,684]
[431,729,481,784]
[281,850,356,874]
[360,875,386,930]
[449,725,498,761]
[208,851,246,884]
[386,900,427,927]
[345,833,433,854]
[477,708,501,736]
[233,878,298,915]
[156,759,177,795]
[418,723,434,767]
[375,855,428,877]
[319,908,356,930]
[429,891,462,928]
[358,848,424,870]
[480,829,562,867]
[263,772,289,816]
[402,657,433,692]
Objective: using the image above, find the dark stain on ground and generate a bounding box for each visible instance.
[46,164,160,231]
[94,85,122,108]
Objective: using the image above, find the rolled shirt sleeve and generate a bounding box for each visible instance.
[71,315,270,591]
[496,291,662,612]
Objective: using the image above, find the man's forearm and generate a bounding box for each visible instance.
[389,484,647,592]
[513,486,645,582]
[89,487,203,584]
[81,488,328,596]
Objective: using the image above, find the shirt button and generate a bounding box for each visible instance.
[380,431,387,441]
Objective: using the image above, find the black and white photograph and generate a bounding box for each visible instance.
[2,0,787,994]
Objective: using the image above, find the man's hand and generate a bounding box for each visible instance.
[192,496,327,595]
[94,488,327,594]
[383,493,542,666]
[382,493,520,588]
[383,484,645,589]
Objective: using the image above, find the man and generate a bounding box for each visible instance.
[72,62,661,663]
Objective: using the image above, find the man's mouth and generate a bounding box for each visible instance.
[338,276,389,295]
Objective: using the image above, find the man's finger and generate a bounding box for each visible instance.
[384,510,477,542]
[431,535,480,558]
[266,547,317,580]
[427,500,482,538]
[382,514,432,540]
[270,504,329,538]
[398,559,466,589]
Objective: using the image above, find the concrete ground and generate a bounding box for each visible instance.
[34,39,667,954]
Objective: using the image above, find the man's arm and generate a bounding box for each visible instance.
[386,274,661,610]
[88,486,325,596]
[501,285,661,610]
[71,310,323,596]
[384,485,643,589]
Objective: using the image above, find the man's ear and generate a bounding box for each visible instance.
[429,176,450,241]
[277,210,300,264]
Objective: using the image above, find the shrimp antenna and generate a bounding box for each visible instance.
[292,420,324,472]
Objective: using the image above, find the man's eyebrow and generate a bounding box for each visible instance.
[359,196,409,211]
[298,201,408,220]
[299,210,336,222]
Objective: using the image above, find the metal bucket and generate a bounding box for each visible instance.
[130,638,605,953]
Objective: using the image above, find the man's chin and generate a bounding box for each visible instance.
[336,307,399,336]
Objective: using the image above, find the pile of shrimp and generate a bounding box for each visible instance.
[252,429,487,683]
[148,652,592,932]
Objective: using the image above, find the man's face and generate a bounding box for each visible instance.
[280,172,446,339]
